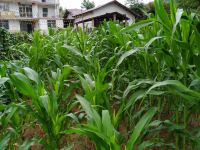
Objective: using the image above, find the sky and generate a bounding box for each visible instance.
[60,0,154,9]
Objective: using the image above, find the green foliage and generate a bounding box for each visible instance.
[8,66,75,149]
[65,95,156,150]
[59,7,66,18]
[1,0,200,149]
[0,28,30,60]
[126,107,157,150]
[81,0,95,10]
[176,0,200,12]
[126,0,146,20]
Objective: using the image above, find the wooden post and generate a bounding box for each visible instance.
[113,13,117,21]
[92,19,95,27]
[82,22,85,30]
[124,15,128,25]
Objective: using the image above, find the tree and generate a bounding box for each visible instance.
[176,0,200,13]
[63,9,70,18]
[145,1,170,14]
[81,0,95,10]
[59,7,65,17]
[126,0,139,5]
[126,0,146,20]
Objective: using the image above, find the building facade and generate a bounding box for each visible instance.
[0,0,63,32]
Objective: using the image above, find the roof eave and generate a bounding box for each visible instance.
[72,0,139,17]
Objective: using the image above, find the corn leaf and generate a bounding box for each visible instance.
[9,73,36,98]
[0,77,9,85]
[126,107,157,150]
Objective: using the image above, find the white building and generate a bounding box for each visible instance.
[65,0,138,29]
[0,0,63,32]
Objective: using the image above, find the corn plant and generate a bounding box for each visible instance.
[64,95,157,150]
[1,0,200,149]
[8,66,75,149]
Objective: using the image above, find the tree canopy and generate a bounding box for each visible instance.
[127,0,200,19]
[176,0,200,12]
[126,0,145,20]
[81,0,95,10]
[59,7,66,18]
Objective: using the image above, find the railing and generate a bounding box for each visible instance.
[19,12,33,18]
[33,0,59,4]
[0,0,59,5]
[0,11,59,19]
[0,11,16,18]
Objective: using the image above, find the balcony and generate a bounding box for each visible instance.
[0,11,34,20]
[36,0,59,4]
[32,0,60,5]
[0,0,59,5]
[20,12,33,18]
[0,11,16,19]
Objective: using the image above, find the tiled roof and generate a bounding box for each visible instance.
[73,0,138,17]
[67,9,83,19]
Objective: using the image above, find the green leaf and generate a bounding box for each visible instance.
[61,65,72,80]
[170,0,177,24]
[117,48,139,67]
[122,20,155,33]
[39,95,49,113]
[23,67,39,84]
[126,108,157,149]
[63,45,83,57]
[0,133,11,150]
[19,138,38,150]
[123,79,154,98]
[4,106,18,127]
[0,77,9,85]
[172,9,183,35]
[76,95,101,129]
[154,0,171,30]
[144,36,165,50]
[10,73,36,98]
[138,140,154,150]
[124,90,146,111]
[146,80,200,99]
[102,110,114,137]
[147,80,187,93]
[60,145,74,150]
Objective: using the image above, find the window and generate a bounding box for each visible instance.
[20,21,33,33]
[19,4,32,17]
[0,20,9,30]
[43,8,48,17]
[0,3,9,11]
[47,20,56,28]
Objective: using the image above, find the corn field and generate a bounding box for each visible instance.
[0,0,200,149]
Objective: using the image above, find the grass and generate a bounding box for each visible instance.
[0,0,200,149]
